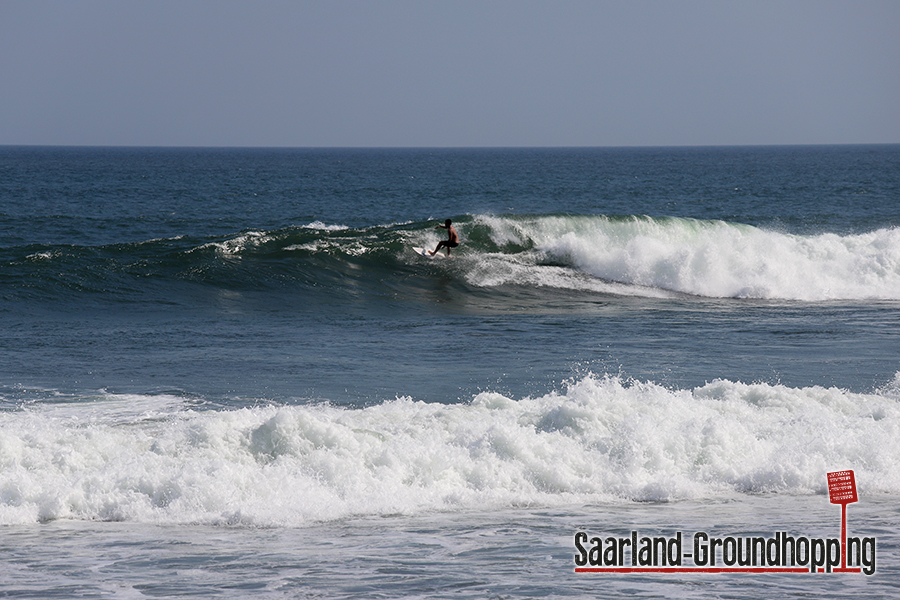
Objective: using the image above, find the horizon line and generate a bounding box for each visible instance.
[3,142,898,151]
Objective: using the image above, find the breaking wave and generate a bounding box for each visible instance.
[2,374,899,525]
[463,214,900,300]
[4,215,899,304]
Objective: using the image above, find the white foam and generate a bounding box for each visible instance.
[300,221,349,231]
[285,238,370,256]
[468,215,900,300]
[2,377,898,525]
[25,251,55,261]
[463,251,677,298]
[195,231,268,257]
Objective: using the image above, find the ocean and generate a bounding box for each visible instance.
[1,145,899,597]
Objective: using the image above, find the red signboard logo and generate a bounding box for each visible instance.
[827,470,858,505]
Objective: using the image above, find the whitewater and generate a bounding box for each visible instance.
[437,215,900,301]
[4,374,899,526]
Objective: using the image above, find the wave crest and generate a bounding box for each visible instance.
[466,215,900,300]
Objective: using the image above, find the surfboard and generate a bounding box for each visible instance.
[411,246,445,259]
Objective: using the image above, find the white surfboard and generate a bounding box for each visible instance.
[411,246,446,259]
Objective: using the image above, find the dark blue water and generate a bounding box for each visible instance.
[2,146,898,405]
[4,146,898,245]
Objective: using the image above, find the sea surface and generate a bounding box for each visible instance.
[1,145,899,597]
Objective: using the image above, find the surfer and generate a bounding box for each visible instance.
[430,219,459,256]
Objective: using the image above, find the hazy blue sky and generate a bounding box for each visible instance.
[2,0,898,147]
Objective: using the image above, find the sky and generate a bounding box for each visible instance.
[2,0,898,147]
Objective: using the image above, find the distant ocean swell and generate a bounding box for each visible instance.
[2,374,899,526]
[3,215,899,302]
